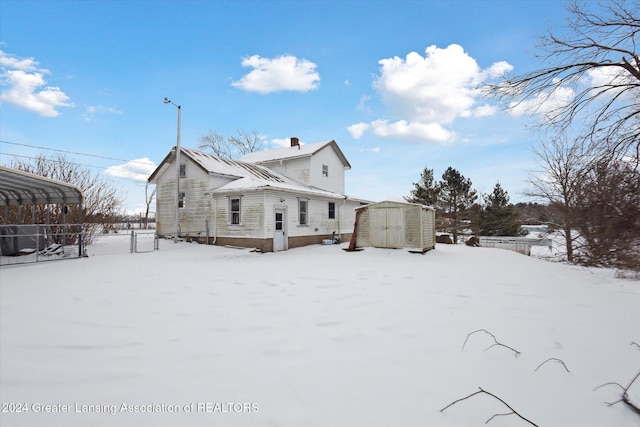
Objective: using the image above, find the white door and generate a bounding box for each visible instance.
[370,209,388,248]
[370,208,404,248]
[273,208,288,251]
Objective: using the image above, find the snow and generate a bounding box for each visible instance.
[1,236,639,427]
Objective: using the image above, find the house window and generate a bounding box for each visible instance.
[328,202,335,219]
[179,163,187,178]
[299,199,308,225]
[230,197,241,225]
[178,192,186,208]
[322,164,328,177]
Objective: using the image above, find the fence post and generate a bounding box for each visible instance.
[130,230,134,253]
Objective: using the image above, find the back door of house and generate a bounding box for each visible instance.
[274,208,287,251]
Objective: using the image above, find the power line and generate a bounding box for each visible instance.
[2,152,112,171]
[1,153,151,186]
[0,140,155,166]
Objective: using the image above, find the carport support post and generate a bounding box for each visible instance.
[78,203,83,257]
[62,203,67,247]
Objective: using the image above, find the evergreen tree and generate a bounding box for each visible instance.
[406,166,439,206]
[437,167,477,243]
[480,182,522,236]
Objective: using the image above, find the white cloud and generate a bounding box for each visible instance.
[232,54,320,93]
[506,66,634,121]
[270,137,293,148]
[473,104,497,117]
[356,94,372,114]
[362,147,381,154]
[0,50,38,71]
[347,122,370,139]
[369,119,455,143]
[105,158,157,182]
[585,66,634,88]
[508,86,574,118]
[83,105,123,121]
[0,50,74,117]
[485,61,513,78]
[349,44,510,142]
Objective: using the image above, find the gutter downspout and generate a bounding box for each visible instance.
[212,197,217,244]
[263,190,267,240]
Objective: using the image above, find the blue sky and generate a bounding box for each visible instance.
[0,0,570,213]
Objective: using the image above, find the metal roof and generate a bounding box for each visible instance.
[240,140,351,169]
[0,165,85,206]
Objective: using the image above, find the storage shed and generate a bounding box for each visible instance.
[349,200,435,251]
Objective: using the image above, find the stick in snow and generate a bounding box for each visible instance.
[534,358,570,373]
[461,329,521,358]
[441,387,539,426]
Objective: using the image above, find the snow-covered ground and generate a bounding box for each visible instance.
[1,236,638,427]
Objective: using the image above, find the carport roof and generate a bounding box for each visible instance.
[0,166,84,206]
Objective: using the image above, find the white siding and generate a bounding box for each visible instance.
[154,159,211,237]
[283,157,311,185]
[309,146,346,194]
[262,191,346,238]
[211,192,265,239]
[259,157,310,185]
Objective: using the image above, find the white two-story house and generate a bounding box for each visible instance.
[148,138,369,252]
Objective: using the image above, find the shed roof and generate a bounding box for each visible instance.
[239,140,351,169]
[0,166,85,206]
[356,199,435,211]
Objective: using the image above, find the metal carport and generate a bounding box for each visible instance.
[0,165,85,260]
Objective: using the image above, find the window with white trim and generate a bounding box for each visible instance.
[322,164,328,177]
[230,197,241,225]
[299,199,308,225]
[179,163,187,178]
[328,202,335,219]
[178,192,186,208]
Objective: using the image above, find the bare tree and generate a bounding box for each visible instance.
[527,134,590,262]
[488,0,640,161]
[143,181,156,229]
[528,133,640,268]
[199,129,264,159]
[574,157,640,269]
[9,153,124,244]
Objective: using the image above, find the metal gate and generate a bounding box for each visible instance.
[131,230,159,253]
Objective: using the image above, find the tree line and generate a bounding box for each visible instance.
[405,166,523,244]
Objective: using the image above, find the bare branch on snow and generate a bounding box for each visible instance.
[441,387,539,426]
[594,368,640,416]
[535,357,571,373]
[461,329,521,358]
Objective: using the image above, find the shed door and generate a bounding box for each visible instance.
[370,208,404,248]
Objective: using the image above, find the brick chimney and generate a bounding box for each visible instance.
[290,137,299,148]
